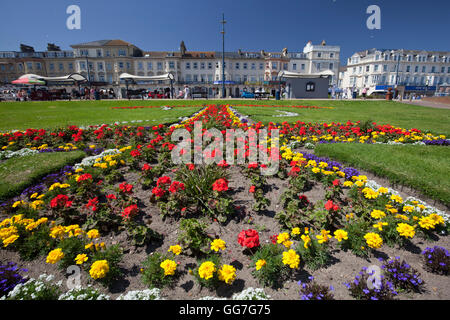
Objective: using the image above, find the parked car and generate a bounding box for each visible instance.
[241,91,255,99]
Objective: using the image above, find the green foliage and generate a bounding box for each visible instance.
[177,218,212,256]
[295,233,331,271]
[193,254,222,289]
[90,244,123,287]
[141,252,178,289]
[251,244,288,288]
[14,224,56,261]
[57,236,86,270]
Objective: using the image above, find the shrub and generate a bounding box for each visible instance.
[295,230,331,271]
[193,254,222,289]
[89,244,123,287]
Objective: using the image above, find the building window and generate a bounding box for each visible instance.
[59,63,64,71]
[306,82,315,92]
[374,65,379,72]
[283,63,288,70]
[80,49,89,57]
[271,62,277,69]
[169,61,175,69]
[243,63,248,69]
[329,63,334,70]
[186,74,191,82]
[193,62,198,69]
[317,63,321,71]
[292,63,297,70]
[36,63,42,70]
[193,75,198,82]
[49,63,55,71]
[251,63,256,70]
[301,64,305,70]
[317,52,322,58]
[157,62,163,70]
[118,62,124,69]
[414,66,418,73]
[97,49,102,57]
[147,62,153,70]
[200,62,205,69]
[259,63,264,70]
[208,62,212,69]
[106,63,112,71]
[235,62,240,69]
[330,53,334,58]
[431,66,436,73]
[106,51,110,57]
[422,66,426,73]
[98,62,104,71]
[138,62,143,70]
[118,49,126,57]
[126,62,131,69]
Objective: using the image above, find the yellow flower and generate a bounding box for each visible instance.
[396,223,415,238]
[362,188,379,199]
[312,167,321,174]
[50,225,66,239]
[364,233,383,249]
[198,261,216,280]
[418,216,436,230]
[301,234,311,249]
[334,229,348,242]
[89,260,109,279]
[255,259,266,271]
[291,227,301,236]
[210,239,226,252]
[282,249,300,269]
[218,264,236,284]
[46,248,64,264]
[373,221,388,231]
[378,187,389,194]
[30,192,39,199]
[371,210,386,219]
[168,245,182,255]
[390,194,403,203]
[355,180,365,188]
[343,181,354,187]
[403,206,415,213]
[75,254,89,265]
[160,259,177,276]
[87,229,100,239]
[316,230,331,244]
[85,242,94,250]
[277,232,290,244]
[429,214,445,226]
[2,234,19,247]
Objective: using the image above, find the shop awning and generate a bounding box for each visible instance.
[119,73,175,82]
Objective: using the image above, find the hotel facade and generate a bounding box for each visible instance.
[339,48,450,96]
[0,40,340,98]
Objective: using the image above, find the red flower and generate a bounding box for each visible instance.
[249,186,256,193]
[168,181,185,194]
[142,164,152,171]
[270,234,278,244]
[186,163,195,171]
[86,197,99,212]
[50,195,70,209]
[130,149,141,158]
[121,204,139,220]
[212,178,229,192]
[238,229,260,249]
[325,200,340,212]
[248,162,258,169]
[332,179,340,187]
[152,187,166,198]
[119,183,133,194]
[106,194,117,200]
[77,173,92,183]
[157,176,172,188]
[289,166,301,176]
[217,160,229,168]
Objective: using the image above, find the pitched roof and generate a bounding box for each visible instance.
[71,40,134,48]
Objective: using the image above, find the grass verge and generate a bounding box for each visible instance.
[314,143,450,207]
[0,151,85,201]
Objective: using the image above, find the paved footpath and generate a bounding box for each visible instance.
[400,99,450,110]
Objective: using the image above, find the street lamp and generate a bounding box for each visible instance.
[220,13,226,99]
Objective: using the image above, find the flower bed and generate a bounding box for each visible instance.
[0,104,449,300]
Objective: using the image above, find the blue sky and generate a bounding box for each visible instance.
[0,0,449,64]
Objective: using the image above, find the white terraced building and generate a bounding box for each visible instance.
[339,48,450,97]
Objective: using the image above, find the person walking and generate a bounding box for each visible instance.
[184,85,190,99]
[362,87,367,100]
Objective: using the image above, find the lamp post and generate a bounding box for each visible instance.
[220,13,226,99]
[83,51,92,96]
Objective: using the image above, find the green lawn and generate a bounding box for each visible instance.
[0,151,85,201]
[233,100,450,136]
[0,100,205,131]
[314,143,450,207]
[2,99,449,135]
